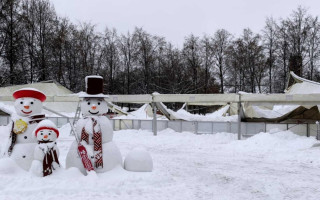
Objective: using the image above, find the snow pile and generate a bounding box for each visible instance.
[116,103,237,122]
[124,147,153,172]
[114,104,166,120]
[174,105,237,121]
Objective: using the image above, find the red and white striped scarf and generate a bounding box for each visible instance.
[81,118,103,168]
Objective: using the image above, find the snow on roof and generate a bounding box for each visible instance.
[114,103,237,122]
[285,72,320,94]
[0,81,73,97]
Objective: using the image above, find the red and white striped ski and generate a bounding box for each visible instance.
[70,123,94,172]
[77,144,94,171]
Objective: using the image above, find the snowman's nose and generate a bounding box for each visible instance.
[44,135,48,139]
[24,106,30,109]
[91,106,97,110]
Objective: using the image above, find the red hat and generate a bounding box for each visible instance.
[34,120,59,138]
[13,88,46,102]
[35,127,59,138]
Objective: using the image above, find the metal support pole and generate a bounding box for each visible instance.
[152,103,157,136]
[237,95,242,140]
[316,121,320,140]
[238,94,242,140]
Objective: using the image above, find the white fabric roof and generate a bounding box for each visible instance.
[0,81,73,97]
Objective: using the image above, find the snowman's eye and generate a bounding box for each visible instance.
[98,102,100,105]
[31,102,34,105]
[40,133,43,135]
[87,102,91,105]
[20,102,23,104]
[49,133,51,135]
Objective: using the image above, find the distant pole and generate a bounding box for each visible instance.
[237,95,242,140]
[316,121,320,140]
[153,103,157,136]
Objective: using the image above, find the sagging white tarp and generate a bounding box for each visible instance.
[243,72,320,121]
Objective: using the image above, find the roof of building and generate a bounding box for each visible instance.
[0,80,73,97]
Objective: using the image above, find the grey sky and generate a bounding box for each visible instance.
[50,0,320,47]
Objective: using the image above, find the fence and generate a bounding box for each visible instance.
[112,119,317,138]
[0,116,317,138]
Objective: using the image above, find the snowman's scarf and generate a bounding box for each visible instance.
[81,117,103,168]
[38,141,60,177]
[7,114,45,156]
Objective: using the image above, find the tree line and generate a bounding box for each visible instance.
[0,0,319,95]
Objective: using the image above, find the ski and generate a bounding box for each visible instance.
[70,122,94,172]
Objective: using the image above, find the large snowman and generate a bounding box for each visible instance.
[6,88,46,171]
[66,76,123,174]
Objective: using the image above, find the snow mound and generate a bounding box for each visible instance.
[174,105,237,121]
[124,147,153,172]
[229,130,317,155]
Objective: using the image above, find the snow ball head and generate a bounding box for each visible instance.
[34,120,59,142]
[13,88,46,116]
[124,148,153,172]
[81,98,108,117]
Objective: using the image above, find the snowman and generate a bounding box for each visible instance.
[66,76,123,174]
[6,88,46,171]
[30,120,60,177]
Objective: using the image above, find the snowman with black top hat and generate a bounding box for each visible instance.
[65,76,123,174]
[6,88,46,171]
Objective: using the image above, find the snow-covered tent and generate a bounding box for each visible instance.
[243,72,320,122]
[0,81,78,117]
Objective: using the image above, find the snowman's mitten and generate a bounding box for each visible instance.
[52,162,60,170]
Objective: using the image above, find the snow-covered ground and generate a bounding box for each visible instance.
[0,124,320,200]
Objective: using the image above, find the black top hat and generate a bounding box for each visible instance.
[79,75,109,98]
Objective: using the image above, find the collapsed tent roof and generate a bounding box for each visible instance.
[243,72,320,122]
[285,71,320,94]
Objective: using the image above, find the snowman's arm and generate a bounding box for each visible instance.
[5,121,15,156]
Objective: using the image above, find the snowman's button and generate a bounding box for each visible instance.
[22,155,26,158]
[92,137,94,140]
[24,136,27,139]
[91,156,94,159]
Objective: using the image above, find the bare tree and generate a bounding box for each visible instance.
[263,17,277,93]
[212,29,232,93]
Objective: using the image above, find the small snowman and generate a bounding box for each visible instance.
[6,88,46,171]
[66,76,123,174]
[30,120,60,177]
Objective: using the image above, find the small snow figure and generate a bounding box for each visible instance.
[30,120,60,177]
[66,75,123,174]
[6,88,46,171]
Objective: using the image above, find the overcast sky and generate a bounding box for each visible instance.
[50,0,320,47]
